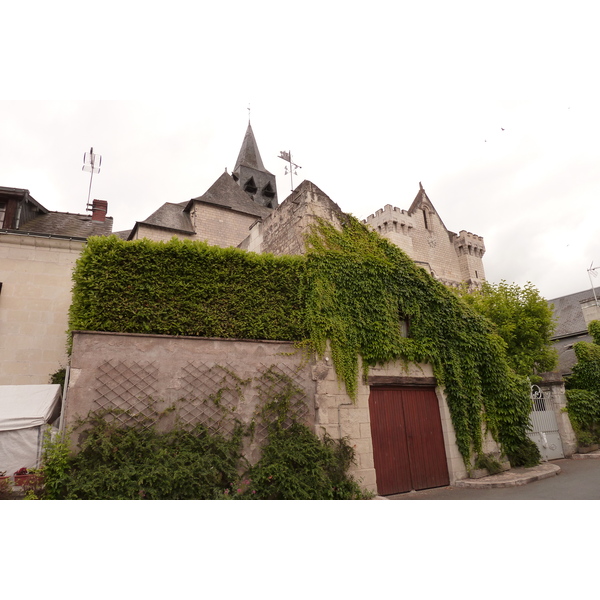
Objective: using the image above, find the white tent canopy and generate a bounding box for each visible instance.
[0,384,62,476]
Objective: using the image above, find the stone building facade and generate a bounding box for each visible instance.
[0,189,112,384]
[363,183,485,288]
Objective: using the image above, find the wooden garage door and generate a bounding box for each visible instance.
[368,387,449,495]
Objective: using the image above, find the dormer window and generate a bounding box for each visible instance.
[262,182,275,199]
[244,177,257,195]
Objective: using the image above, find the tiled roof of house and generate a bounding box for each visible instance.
[548,287,600,338]
[17,211,113,238]
[190,171,272,219]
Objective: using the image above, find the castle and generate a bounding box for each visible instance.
[123,122,486,288]
[1,122,485,386]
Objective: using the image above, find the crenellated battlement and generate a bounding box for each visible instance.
[454,230,486,257]
[364,204,410,222]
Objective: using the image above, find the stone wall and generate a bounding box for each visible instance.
[189,203,259,248]
[312,353,469,487]
[0,233,84,384]
[364,202,485,288]
[131,223,193,243]
[540,373,577,457]
[240,181,344,256]
[66,331,473,493]
[66,331,316,466]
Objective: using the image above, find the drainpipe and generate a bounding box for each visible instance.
[58,365,71,434]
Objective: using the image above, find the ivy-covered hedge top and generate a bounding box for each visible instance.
[69,236,307,341]
[69,221,533,463]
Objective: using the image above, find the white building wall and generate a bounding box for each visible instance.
[0,234,85,384]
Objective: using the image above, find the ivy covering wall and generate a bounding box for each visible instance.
[69,222,535,465]
[565,320,600,445]
[304,216,533,463]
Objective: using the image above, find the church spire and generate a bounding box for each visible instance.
[234,122,266,172]
[232,122,278,209]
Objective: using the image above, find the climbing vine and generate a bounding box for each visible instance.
[304,216,533,463]
[565,320,600,444]
[68,221,537,465]
[40,368,366,500]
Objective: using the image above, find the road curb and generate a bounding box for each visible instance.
[454,463,561,489]
[572,450,600,460]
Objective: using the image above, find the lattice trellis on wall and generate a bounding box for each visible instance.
[93,360,160,428]
[175,362,249,436]
[251,363,311,448]
[91,359,312,442]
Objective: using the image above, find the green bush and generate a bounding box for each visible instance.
[41,414,369,500]
[506,437,541,468]
[474,453,503,475]
[247,423,368,500]
[50,419,245,500]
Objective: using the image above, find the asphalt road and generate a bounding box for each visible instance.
[387,457,600,500]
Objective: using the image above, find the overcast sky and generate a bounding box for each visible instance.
[2,1,600,301]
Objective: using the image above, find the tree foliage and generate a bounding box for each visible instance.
[456,280,557,378]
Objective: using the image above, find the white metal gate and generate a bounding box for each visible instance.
[527,385,564,461]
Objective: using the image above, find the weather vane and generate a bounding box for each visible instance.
[588,261,600,307]
[278,150,302,192]
[82,147,102,210]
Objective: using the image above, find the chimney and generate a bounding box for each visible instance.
[91,199,108,223]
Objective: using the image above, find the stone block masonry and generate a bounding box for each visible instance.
[363,189,486,289]
[66,332,476,495]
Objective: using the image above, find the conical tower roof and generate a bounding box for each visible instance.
[233,122,266,172]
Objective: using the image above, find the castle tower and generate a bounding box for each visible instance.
[364,183,485,288]
[232,122,279,209]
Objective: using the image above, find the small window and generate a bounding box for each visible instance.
[0,201,6,228]
[399,314,410,338]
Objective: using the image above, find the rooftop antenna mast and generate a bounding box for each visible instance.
[278,150,302,192]
[588,261,600,307]
[82,147,102,210]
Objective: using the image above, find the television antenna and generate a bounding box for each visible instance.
[278,150,302,192]
[82,147,102,210]
[587,261,600,306]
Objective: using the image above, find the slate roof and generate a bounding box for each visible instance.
[17,211,113,239]
[137,202,194,233]
[548,287,600,338]
[233,122,268,172]
[189,172,272,219]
